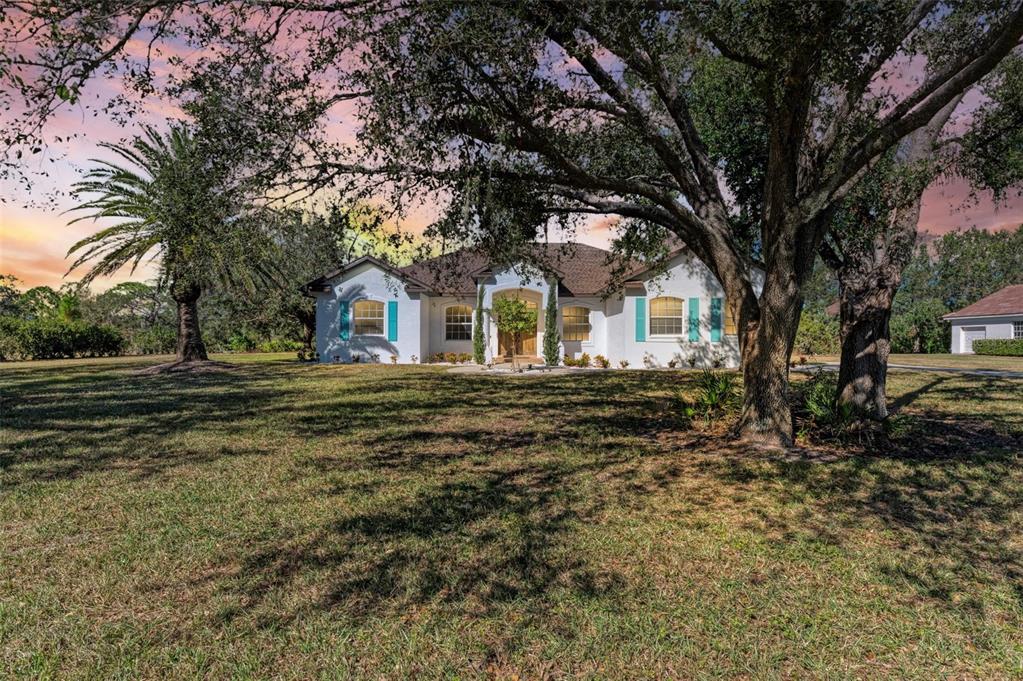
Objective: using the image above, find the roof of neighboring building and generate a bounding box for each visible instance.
[942,284,1023,319]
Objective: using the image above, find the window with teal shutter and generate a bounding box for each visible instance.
[688,297,700,342]
[710,298,723,342]
[635,297,646,342]
[338,300,350,341]
[387,300,398,342]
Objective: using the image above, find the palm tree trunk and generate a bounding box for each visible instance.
[171,280,208,362]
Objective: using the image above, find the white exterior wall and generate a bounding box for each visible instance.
[604,252,748,368]
[315,262,424,363]
[949,316,1020,353]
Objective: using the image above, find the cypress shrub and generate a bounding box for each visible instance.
[473,286,486,364]
[543,281,560,366]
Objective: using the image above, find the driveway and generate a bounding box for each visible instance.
[797,362,1023,380]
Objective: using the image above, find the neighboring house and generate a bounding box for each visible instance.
[302,243,762,367]
[942,284,1023,353]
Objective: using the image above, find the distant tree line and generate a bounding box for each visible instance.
[0,197,416,362]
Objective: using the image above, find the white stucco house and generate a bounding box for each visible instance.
[302,243,761,367]
[942,284,1023,353]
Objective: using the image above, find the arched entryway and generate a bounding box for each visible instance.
[492,288,543,362]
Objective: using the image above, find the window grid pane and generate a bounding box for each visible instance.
[1014,321,1023,339]
[649,297,684,336]
[445,305,473,341]
[562,306,590,342]
[353,300,384,335]
[724,301,737,335]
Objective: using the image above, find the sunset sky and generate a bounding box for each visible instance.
[2,38,1022,293]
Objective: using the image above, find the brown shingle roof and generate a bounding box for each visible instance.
[942,284,1023,319]
[397,243,642,295]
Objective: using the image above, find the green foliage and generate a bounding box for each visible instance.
[473,286,485,364]
[675,370,741,427]
[793,311,841,356]
[131,327,176,355]
[0,317,124,360]
[543,282,559,366]
[890,298,950,354]
[795,370,856,438]
[257,339,304,353]
[227,332,258,352]
[973,339,1023,356]
[959,55,1023,200]
[593,354,610,369]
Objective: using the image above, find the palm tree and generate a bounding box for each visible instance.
[67,123,258,363]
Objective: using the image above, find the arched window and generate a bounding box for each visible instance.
[352,300,385,335]
[562,306,591,342]
[649,296,684,335]
[445,305,473,340]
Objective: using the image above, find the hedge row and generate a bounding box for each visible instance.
[972,338,1023,356]
[0,317,125,360]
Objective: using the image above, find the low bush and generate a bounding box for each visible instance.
[257,338,303,353]
[674,369,741,427]
[0,317,125,360]
[973,338,1023,356]
[457,352,472,364]
[594,354,610,368]
[794,369,856,438]
[227,332,258,352]
[564,352,593,368]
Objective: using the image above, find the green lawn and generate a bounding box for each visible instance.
[808,352,1023,372]
[2,355,1022,678]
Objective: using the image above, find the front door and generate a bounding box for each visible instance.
[499,328,537,357]
[497,299,538,358]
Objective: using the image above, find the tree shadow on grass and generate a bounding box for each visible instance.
[0,362,306,484]
[693,434,1023,613]
[211,459,628,629]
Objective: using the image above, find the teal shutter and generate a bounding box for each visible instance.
[688,298,700,342]
[338,301,350,341]
[387,300,398,342]
[711,298,723,342]
[635,298,646,342]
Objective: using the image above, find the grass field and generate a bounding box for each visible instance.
[2,355,1022,678]
[807,352,1023,372]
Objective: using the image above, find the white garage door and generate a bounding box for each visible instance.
[962,327,986,353]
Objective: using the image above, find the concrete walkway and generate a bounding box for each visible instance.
[797,362,1023,380]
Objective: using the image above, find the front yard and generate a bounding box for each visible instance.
[2,356,1022,678]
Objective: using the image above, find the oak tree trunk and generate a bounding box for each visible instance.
[736,285,802,448]
[837,289,893,420]
[171,280,208,362]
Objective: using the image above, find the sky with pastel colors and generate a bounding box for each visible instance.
[2,39,1022,292]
